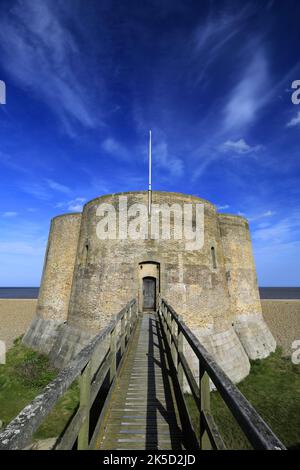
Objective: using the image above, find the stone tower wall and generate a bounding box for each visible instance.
[22,213,81,354]
[22,191,276,382]
[219,214,276,359]
[66,192,231,331]
[66,191,250,382]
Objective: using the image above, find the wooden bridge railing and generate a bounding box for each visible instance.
[159,298,286,451]
[0,299,138,450]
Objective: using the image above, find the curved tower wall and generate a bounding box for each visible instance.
[22,190,276,382]
[66,192,250,382]
[23,213,81,354]
[218,214,276,359]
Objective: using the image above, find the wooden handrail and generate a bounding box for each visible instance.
[158,298,286,451]
[0,299,138,450]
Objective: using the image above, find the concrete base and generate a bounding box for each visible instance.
[48,323,96,368]
[184,325,250,392]
[22,315,97,368]
[22,316,63,356]
[234,313,276,359]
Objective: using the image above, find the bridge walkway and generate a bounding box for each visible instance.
[96,314,190,450]
[0,299,286,451]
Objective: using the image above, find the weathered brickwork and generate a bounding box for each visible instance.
[23,191,276,383]
[218,214,276,359]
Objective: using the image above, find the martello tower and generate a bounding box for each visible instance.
[23,191,276,383]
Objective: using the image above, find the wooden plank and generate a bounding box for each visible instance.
[55,407,86,450]
[0,299,137,451]
[202,411,226,450]
[97,314,185,451]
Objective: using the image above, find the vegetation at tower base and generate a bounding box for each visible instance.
[0,337,79,441]
[1,321,297,449]
[186,348,300,450]
[22,191,276,386]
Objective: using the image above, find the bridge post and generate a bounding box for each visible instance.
[177,326,184,390]
[129,305,133,334]
[78,361,92,450]
[171,318,177,366]
[126,307,130,342]
[167,309,172,346]
[199,364,212,450]
[121,313,126,355]
[110,327,117,383]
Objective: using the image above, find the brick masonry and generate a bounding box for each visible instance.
[23,191,276,383]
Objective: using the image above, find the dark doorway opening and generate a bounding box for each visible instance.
[143,277,156,311]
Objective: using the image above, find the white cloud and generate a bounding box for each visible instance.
[153,141,183,178]
[0,1,99,133]
[252,211,300,243]
[286,112,300,128]
[220,138,264,155]
[101,138,130,161]
[192,6,253,85]
[217,204,230,210]
[248,210,276,222]
[45,179,70,194]
[2,211,18,217]
[56,197,86,212]
[67,197,86,212]
[224,52,269,130]
[21,179,71,200]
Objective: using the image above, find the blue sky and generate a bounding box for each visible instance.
[0,0,299,286]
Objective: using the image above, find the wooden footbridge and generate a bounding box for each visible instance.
[0,299,285,451]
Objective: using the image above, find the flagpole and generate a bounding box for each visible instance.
[148,129,152,217]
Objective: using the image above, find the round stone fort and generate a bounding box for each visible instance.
[23,191,276,383]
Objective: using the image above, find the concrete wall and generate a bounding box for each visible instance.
[65,191,250,382]
[22,191,276,382]
[219,214,276,359]
[23,213,81,354]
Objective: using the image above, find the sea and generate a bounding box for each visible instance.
[259,287,300,299]
[0,287,300,299]
[0,287,39,299]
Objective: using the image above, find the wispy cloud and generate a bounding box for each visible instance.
[2,211,18,218]
[192,5,253,85]
[21,178,71,200]
[224,51,269,131]
[248,210,276,222]
[67,197,86,212]
[217,204,230,211]
[286,112,300,128]
[45,179,70,194]
[153,141,184,178]
[101,138,130,161]
[0,1,99,133]
[252,211,300,243]
[56,197,86,212]
[219,139,264,155]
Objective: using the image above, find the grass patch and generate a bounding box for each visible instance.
[186,349,300,450]
[0,337,79,441]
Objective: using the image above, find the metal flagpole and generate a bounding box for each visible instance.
[148,129,152,217]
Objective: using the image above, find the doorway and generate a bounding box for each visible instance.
[138,261,160,313]
[143,277,156,310]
